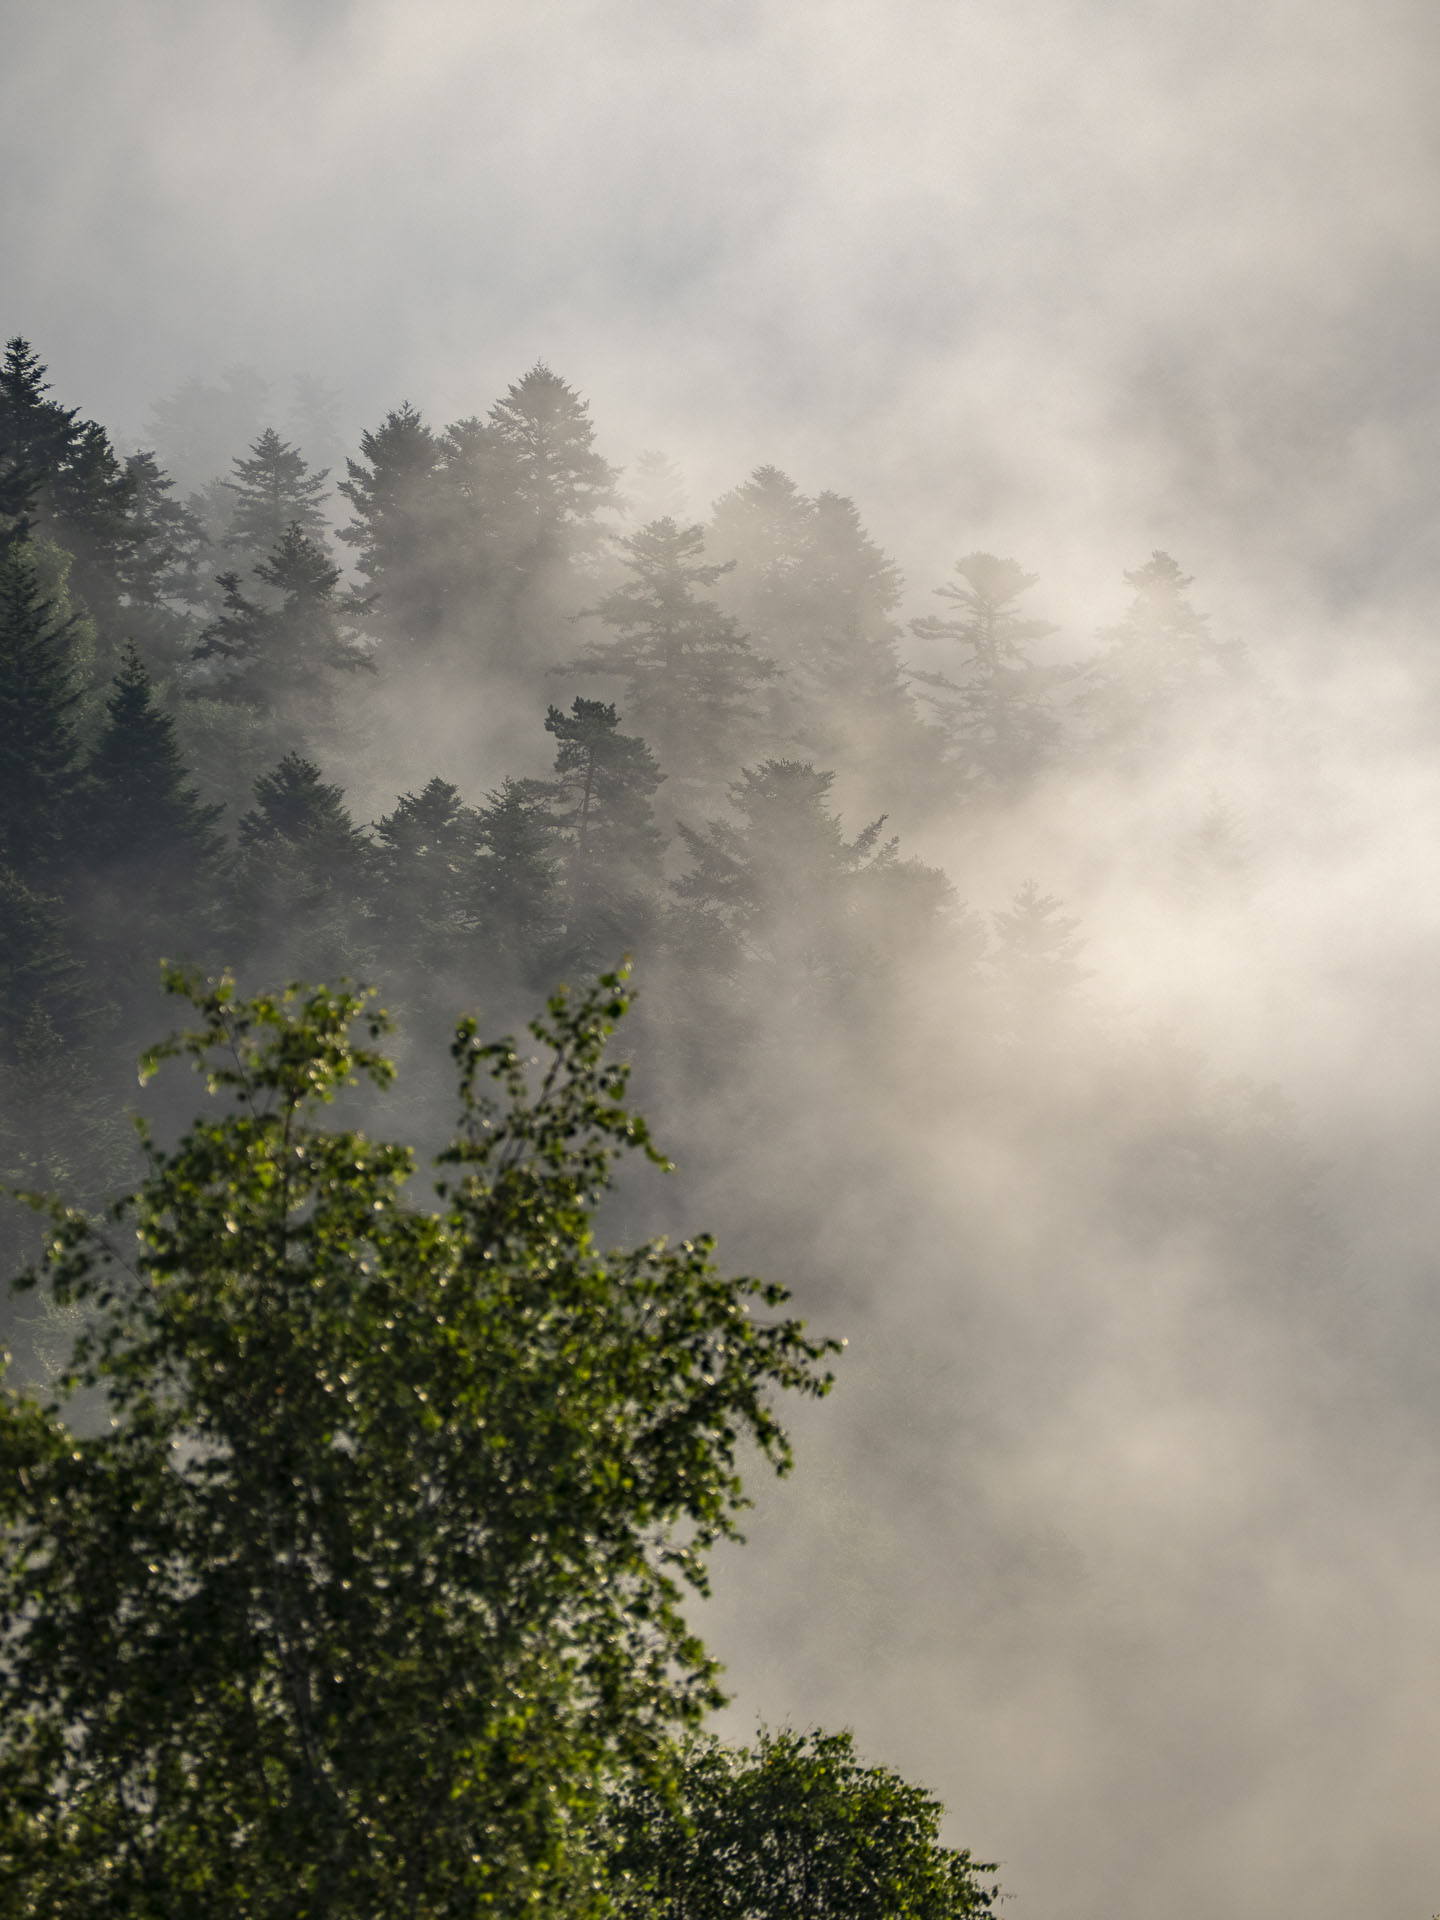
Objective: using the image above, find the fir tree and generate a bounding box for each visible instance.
[710,469,918,782]
[473,777,563,978]
[910,552,1063,792]
[0,542,84,884]
[545,697,665,969]
[0,867,83,1055]
[1082,552,1245,753]
[370,777,484,970]
[195,524,370,712]
[673,759,950,1007]
[572,518,775,812]
[487,363,619,567]
[235,754,372,980]
[223,427,329,557]
[338,402,446,657]
[86,646,224,873]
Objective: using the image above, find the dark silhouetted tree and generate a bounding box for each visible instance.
[545,697,665,969]
[195,524,370,715]
[223,427,330,557]
[0,542,84,885]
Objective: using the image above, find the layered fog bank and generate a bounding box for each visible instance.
[5,0,1440,1915]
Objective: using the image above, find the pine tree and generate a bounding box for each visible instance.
[710,469,918,781]
[987,879,1088,1024]
[234,754,372,980]
[572,519,775,812]
[194,524,370,712]
[0,541,85,884]
[910,552,1063,792]
[0,866,83,1055]
[223,427,329,557]
[487,363,619,567]
[338,402,446,657]
[545,697,665,969]
[0,342,153,651]
[370,777,484,970]
[1082,552,1245,753]
[86,646,225,872]
[473,777,563,978]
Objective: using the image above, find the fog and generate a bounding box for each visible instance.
[7,0,1440,1914]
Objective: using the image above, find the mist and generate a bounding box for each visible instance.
[5,0,1440,1914]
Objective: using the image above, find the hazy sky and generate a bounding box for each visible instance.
[6,0,1439,624]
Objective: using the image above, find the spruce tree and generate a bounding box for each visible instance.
[223,427,329,557]
[86,646,224,873]
[234,754,372,979]
[572,519,775,813]
[195,524,370,713]
[370,777,484,971]
[1082,552,1245,753]
[710,469,917,780]
[338,402,446,658]
[473,777,562,978]
[545,697,665,969]
[487,363,619,566]
[0,542,84,885]
[910,552,1063,792]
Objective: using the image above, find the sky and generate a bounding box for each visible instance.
[7,4,1440,1916]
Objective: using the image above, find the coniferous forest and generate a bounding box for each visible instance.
[0,333,1427,1913]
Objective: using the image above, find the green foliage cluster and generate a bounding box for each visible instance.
[0,968,851,1915]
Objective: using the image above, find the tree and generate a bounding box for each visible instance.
[608,1728,997,1920]
[1081,551,1245,754]
[77,648,227,1007]
[0,967,836,1915]
[673,760,949,1004]
[910,552,1062,792]
[337,402,446,659]
[234,754,372,979]
[709,470,916,781]
[0,541,85,885]
[473,777,563,983]
[194,524,371,715]
[545,698,666,970]
[222,427,330,557]
[370,776,485,972]
[572,519,775,812]
[487,363,619,571]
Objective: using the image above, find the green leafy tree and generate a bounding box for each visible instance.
[608,1728,996,1920]
[910,552,1063,792]
[222,427,330,557]
[573,519,775,813]
[0,967,835,1916]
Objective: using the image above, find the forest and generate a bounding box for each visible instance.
[0,334,1404,1911]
